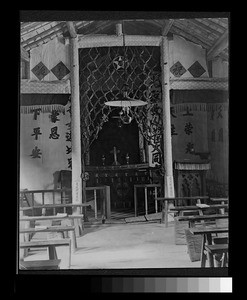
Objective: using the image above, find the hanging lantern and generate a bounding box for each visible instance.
[104,20,147,123]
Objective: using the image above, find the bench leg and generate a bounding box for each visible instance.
[68,241,71,269]
[214,253,223,267]
[200,235,207,268]
[48,245,58,260]
[222,252,228,267]
[69,229,77,253]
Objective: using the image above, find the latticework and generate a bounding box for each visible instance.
[79,46,164,158]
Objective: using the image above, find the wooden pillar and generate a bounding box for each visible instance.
[105,185,111,220]
[69,36,83,212]
[160,36,175,225]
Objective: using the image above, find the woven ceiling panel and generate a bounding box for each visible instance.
[79,46,163,157]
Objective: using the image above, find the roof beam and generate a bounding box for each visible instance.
[187,19,222,37]
[21,46,29,61]
[66,21,77,38]
[171,24,211,49]
[207,30,228,60]
[161,19,174,36]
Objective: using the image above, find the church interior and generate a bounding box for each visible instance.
[19,12,229,273]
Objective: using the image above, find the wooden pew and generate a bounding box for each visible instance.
[204,244,228,267]
[176,213,228,228]
[19,225,77,251]
[19,259,61,270]
[155,196,209,226]
[19,239,71,268]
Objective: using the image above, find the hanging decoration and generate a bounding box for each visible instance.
[79,39,163,159]
[104,21,148,124]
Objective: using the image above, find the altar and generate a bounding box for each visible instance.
[85,163,151,209]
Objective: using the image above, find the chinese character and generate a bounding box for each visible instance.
[30,146,42,158]
[49,110,60,123]
[31,127,42,140]
[66,131,71,142]
[66,145,72,154]
[67,105,71,116]
[171,124,178,135]
[184,122,193,135]
[185,142,194,154]
[218,128,223,142]
[152,152,161,164]
[31,108,42,120]
[170,107,177,118]
[217,105,223,119]
[49,126,60,139]
[183,107,193,116]
[65,122,71,130]
[68,158,72,169]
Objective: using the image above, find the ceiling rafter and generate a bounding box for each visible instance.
[66,21,77,38]
[21,46,30,61]
[174,20,216,45]
[207,30,228,60]
[203,18,227,33]
[161,19,174,36]
[22,27,66,50]
[172,21,212,48]
[187,19,222,38]
[81,20,113,35]
[21,22,43,31]
[21,22,67,48]
[170,25,211,49]
[21,22,51,35]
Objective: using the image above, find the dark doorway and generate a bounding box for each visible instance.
[90,110,140,166]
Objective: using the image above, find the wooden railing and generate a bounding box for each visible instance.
[134,184,162,217]
[19,186,111,220]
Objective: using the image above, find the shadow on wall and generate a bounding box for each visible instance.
[53,171,62,189]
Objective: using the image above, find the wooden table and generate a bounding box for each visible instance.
[170,204,228,216]
[20,214,85,234]
[189,226,228,267]
[210,198,228,214]
[19,259,61,270]
[155,196,209,226]
[20,203,90,215]
[19,239,71,268]
[176,213,228,228]
[210,197,228,203]
[19,225,77,251]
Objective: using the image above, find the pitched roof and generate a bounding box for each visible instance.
[21,18,229,61]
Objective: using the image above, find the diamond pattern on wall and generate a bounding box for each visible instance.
[188,61,206,78]
[31,62,50,80]
[51,61,70,80]
[170,61,187,77]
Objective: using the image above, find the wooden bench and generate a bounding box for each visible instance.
[176,213,228,228]
[19,239,71,268]
[204,244,228,267]
[19,259,61,270]
[20,225,77,251]
[19,214,85,238]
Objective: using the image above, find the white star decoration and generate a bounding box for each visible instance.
[113,56,129,70]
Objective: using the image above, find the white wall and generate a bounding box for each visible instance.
[212,57,228,78]
[19,102,71,202]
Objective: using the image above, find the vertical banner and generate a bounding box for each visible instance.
[19,102,71,202]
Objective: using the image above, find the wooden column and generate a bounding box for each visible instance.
[160,36,175,226]
[69,36,83,213]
